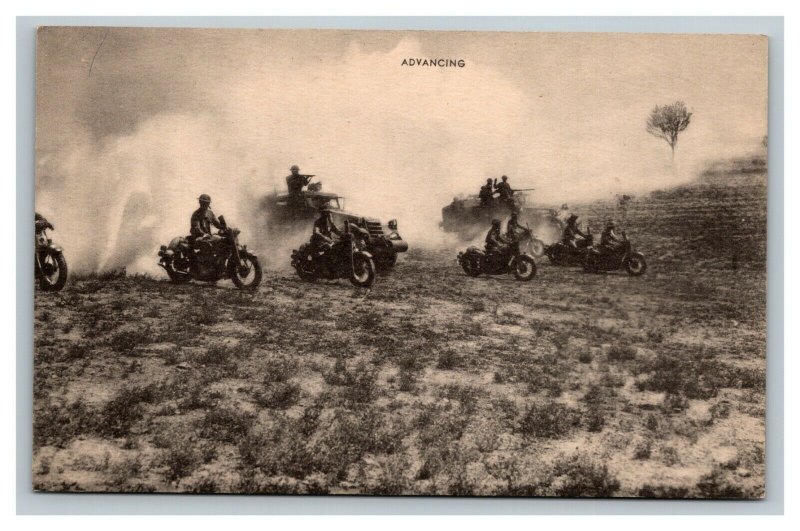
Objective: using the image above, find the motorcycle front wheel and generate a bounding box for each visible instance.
[350,252,376,288]
[460,254,483,277]
[229,253,263,290]
[528,239,546,258]
[38,250,67,291]
[512,255,537,281]
[165,264,191,284]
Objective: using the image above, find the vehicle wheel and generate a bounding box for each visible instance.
[513,255,537,281]
[292,248,317,282]
[229,253,263,289]
[461,254,483,277]
[38,250,67,291]
[165,265,191,284]
[376,252,397,271]
[528,239,545,258]
[625,252,647,276]
[350,252,376,288]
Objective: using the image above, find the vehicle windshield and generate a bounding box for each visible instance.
[307,196,341,210]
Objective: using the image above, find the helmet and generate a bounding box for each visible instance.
[568,213,578,222]
[486,178,492,184]
[606,220,616,229]
[198,194,211,203]
[501,175,508,181]
[561,203,569,210]
[290,165,300,172]
[491,218,501,227]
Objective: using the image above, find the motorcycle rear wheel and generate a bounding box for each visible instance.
[38,250,67,291]
[230,253,263,290]
[625,252,647,276]
[350,253,376,288]
[513,255,537,281]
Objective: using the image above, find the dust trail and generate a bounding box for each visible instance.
[35,30,767,274]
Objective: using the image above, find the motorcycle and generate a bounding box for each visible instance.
[545,227,594,267]
[508,223,546,258]
[291,221,377,288]
[583,231,647,276]
[457,238,537,281]
[35,224,68,291]
[158,215,262,290]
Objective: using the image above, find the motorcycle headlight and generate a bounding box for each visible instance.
[387,219,398,231]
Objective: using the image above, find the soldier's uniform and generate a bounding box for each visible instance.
[494,178,514,208]
[479,181,494,205]
[485,223,509,254]
[190,207,223,244]
[505,216,523,240]
[286,173,307,196]
[311,213,342,251]
[35,212,52,233]
[600,225,622,252]
[562,216,588,247]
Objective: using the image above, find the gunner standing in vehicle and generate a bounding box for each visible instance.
[479,178,495,206]
[494,175,514,209]
[190,194,224,246]
[599,220,623,252]
[562,214,588,248]
[287,164,312,195]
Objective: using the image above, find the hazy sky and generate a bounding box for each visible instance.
[35,28,767,272]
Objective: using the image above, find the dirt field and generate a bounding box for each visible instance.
[32,162,767,497]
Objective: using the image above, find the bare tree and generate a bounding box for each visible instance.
[646,101,692,159]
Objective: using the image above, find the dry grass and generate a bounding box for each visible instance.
[32,172,766,497]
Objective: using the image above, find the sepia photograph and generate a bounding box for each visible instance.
[32,27,767,497]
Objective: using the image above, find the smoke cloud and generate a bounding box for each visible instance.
[35,29,767,275]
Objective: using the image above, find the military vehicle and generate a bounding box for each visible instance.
[441,192,565,242]
[260,179,408,271]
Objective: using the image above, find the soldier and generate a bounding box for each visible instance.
[599,220,623,252]
[311,208,342,254]
[286,165,313,196]
[556,204,571,224]
[562,214,588,248]
[494,175,514,209]
[485,218,510,255]
[505,211,523,240]
[479,178,494,206]
[35,212,53,233]
[190,194,224,247]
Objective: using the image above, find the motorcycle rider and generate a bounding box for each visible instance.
[599,220,623,253]
[556,204,571,224]
[505,211,524,241]
[485,218,511,254]
[35,212,53,234]
[311,208,342,254]
[562,214,589,248]
[479,178,495,206]
[190,194,224,249]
